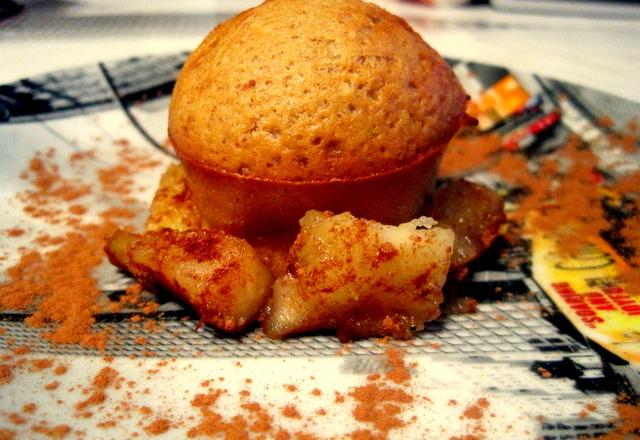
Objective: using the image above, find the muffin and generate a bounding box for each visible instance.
[169,0,471,236]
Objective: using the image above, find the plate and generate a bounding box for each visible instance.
[0,54,638,439]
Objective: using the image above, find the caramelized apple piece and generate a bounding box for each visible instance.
[146,163,207,231]
[145,163,292,276]
[423,179,505,270]
[105,228,272,333]
[247,232,296,278]
[262,210,454,340]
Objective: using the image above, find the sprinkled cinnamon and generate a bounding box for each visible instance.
[384,348,411,384]
[440,133,502,177]
[53,365,68,376]
[22,404,36,414]
[134,336,148,346]
[281,405,302,419]
[461,398,490,420]
[4,228,25,238]
[0,364,13,384]
[0,429,15,440]
[442,127,640,289]
[75,367,119,411]
[349,383,413,434]
[7,413,26,425]
[601,398,640,439]
[30,423,71,439]
[29,359,53,371]
[1,139,159,350]
[44,381,59,391]
[68,205,86,216]
[143,418,171,435]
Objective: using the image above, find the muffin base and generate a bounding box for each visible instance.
[179,146,445,237]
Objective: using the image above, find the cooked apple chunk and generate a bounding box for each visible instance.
[262,210,454,340]
[145,163,207,231]
[145,163,294,277]
[422,179,505,270]
[105,228,272,333]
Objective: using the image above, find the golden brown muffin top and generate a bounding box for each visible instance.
[169,0,468,182]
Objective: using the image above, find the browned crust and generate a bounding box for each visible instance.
[168,0,470,182]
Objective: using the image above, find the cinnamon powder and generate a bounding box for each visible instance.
[30,423,71,439]
[384,348,412,384]
[350,383,413,430]
[311,388,322,397]
[346,348,416,438]
[29,358,53,371]
[7,413,25,425]
[4,229,25,238]
[440,133,502,177]
[284,384,298,392]
[441,127,640,291]
[75,367,119,411]
[22,404,36,414]
[600,399,640,439]
[0,364,13,384]
[281,404,302,419]
[43,381,59,391]
[143,418,171,435]
[53,365,68,376]
[0,224,113,349]
[240,401,273,433]
[180,349,422,439]
[461,398,489,420]
[0,140,159,350]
